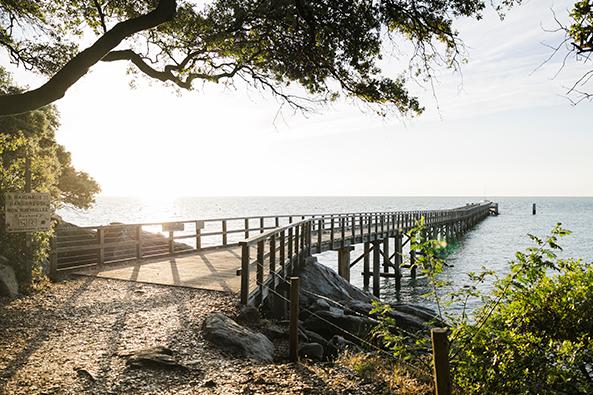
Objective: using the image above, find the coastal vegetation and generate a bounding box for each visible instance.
[372,223,593,394]
[0,67,100,292]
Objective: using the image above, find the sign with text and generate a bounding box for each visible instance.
[162,222,185,232]
[5,192,52,233]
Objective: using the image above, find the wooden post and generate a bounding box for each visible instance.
[260,217,265,233]
[289,276,300,363]
[195,221,202,250]
[280,230,286,268]
[317,218,323,253]
[244,218,250,239]
[330,217,335,248]
[372,240,381,297]
[222,219,228,245]
[337,246,354,282]
[394,232,402,292]
[49,232,58,281]
[383,237,390,274]
[240,243,250,305]
[169,230,175,255]
[288,228,294,264]
[410,239,416,280]
[136,225,143,259]
[23,156,33,287]
[532,203,536,215]
[257,240,265,303]
[363,241,371,290]
[431,328,452,395]
[98,227,105,265]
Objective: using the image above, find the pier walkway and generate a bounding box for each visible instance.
[52,202,498,305]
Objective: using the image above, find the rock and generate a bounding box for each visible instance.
[310,299,331,312]
[303,309,376,342]
[202,379,217,388]
[298,342,324,361]
[203,313,274,362]
[121,346,187,370]
[390,303,444,326]
[237,305,260,324]
[302,329,329,349]
[263,323,288,339]
[299,258,374,308]
[74,368,96,382]
[0,263,19,297]
[345,300,375,316]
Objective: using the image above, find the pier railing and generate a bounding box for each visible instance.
[53,202,495,278]
[236,202,493,305]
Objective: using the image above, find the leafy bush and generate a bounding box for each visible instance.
[452,225,593,394]
[373,222,593,394]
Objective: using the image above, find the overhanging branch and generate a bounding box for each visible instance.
[0,0,177,116]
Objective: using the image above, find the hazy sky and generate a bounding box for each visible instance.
[6,0,593,197]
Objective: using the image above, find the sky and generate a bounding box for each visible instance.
[5,0,593,197]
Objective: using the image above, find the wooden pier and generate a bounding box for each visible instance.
[53,202,496,305]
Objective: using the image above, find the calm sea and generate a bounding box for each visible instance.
[59,197,593,312]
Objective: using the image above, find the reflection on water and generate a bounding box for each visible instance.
[60,196,593,314]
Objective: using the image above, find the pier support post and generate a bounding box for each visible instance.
[394,232,403,292]
[410,239,417,280]
[337,246,354,282]
[363,242,371,290]
[383,238,390,274]
[372,240,382,297]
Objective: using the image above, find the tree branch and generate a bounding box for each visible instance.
[0,0,177,116]
[102,49,243,89]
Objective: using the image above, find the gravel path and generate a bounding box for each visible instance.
[0,277,390,394]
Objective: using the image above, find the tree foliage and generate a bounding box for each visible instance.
[0,0,520,116]
[0,67,100,291]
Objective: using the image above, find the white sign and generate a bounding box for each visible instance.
[5,192,52,233]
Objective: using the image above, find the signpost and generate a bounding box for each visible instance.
[5,192,52,233]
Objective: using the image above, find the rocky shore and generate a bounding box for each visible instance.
[0,258,436,394]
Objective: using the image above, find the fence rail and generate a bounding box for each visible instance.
[53,203,496,290]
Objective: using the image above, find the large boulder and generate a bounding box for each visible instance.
[0,262,19,297]
[303,309,376,342]
[203,313,275,362]
[298,258,374,307]
[297,259,446,341]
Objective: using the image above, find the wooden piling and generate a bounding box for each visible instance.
[338,246,354,282]
[372,240,381,297]
[363,241,371,290]
[383,237,390,274]
[532,203,536,215]
[394,232,402,292]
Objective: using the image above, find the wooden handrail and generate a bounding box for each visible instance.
[55,202,495,276]
[239,218,310,246]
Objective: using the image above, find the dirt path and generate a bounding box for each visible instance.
[0,277,388,394]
